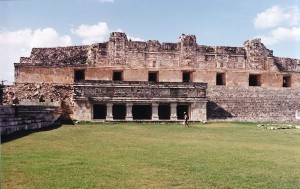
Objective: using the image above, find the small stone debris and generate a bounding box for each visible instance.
[257,123,300,130]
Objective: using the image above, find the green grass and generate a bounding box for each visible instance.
[2,122,300,189]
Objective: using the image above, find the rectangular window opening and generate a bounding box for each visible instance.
[249,74,261,86]
[183,72,192,82]
[283,76,291,87]
[74,69,85,82]
[216,73,226,85]
[148,72,158,82]
[113,71,123,81]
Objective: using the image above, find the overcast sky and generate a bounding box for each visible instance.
[1,0,300,84]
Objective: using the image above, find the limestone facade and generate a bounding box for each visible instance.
[5,32,300,122]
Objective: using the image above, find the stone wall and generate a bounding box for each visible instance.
[14,66,300,88]
[15,66,79,84]
[207,86,300,122]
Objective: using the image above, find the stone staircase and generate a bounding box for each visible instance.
[0,105,60,136]
[207,86,300,122]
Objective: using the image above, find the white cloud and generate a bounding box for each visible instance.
[71,22,144,44]
[0,28,72,83]
[258,26,300,45]
[254,5,299,29]
[71,22,111,44]
[31,28,72,47]
[254,4,300,48]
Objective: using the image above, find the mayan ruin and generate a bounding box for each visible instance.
[1,31,300,133]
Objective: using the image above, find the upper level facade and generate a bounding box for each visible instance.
[15,32,300,88]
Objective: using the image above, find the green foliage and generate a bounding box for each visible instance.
[2,123,300,189]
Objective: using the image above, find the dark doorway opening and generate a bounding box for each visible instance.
[74,70,85,82]
[249,74,261,86]
[113,71,123,81]
[158,104,170,120]
[182,72,191,82]
[148,72,158,82]
[132,105,152,120]
[113,104,126,120]
[93,104,106,119]
[216,73,226,85]
[177,105,189,120]
[283,76,291,87]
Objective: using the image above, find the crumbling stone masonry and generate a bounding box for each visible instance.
[4,32,300,122]
[4,83,73,121]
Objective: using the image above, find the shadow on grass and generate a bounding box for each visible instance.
[1,116,75,144]
[1,123,64,144]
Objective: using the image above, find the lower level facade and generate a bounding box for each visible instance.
[73,81,207,122]
[3,81,300,123]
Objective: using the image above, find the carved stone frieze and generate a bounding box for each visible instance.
[74,81,207,100]
[179,34,197,67]
[17,32,299,73]
[244,38,269,70]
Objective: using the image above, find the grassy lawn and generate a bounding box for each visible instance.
[1,122,300,189]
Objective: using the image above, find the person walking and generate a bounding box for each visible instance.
[184,112,189,127]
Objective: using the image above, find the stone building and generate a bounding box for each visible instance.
[5,32,300,122]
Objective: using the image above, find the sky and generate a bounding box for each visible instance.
[1,0,300,84]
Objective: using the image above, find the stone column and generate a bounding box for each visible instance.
[170,103,177,121]
[126,103,133,121]
[106,103,113,121]
[152,103,159,121]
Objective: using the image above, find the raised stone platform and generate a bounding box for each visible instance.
[0,105,61,136]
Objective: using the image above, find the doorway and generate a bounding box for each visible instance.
[93,104,106,119]
[132,105,152,120]
[158,104,170,120]
[113,104,126,120]
[177,104,189,120]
